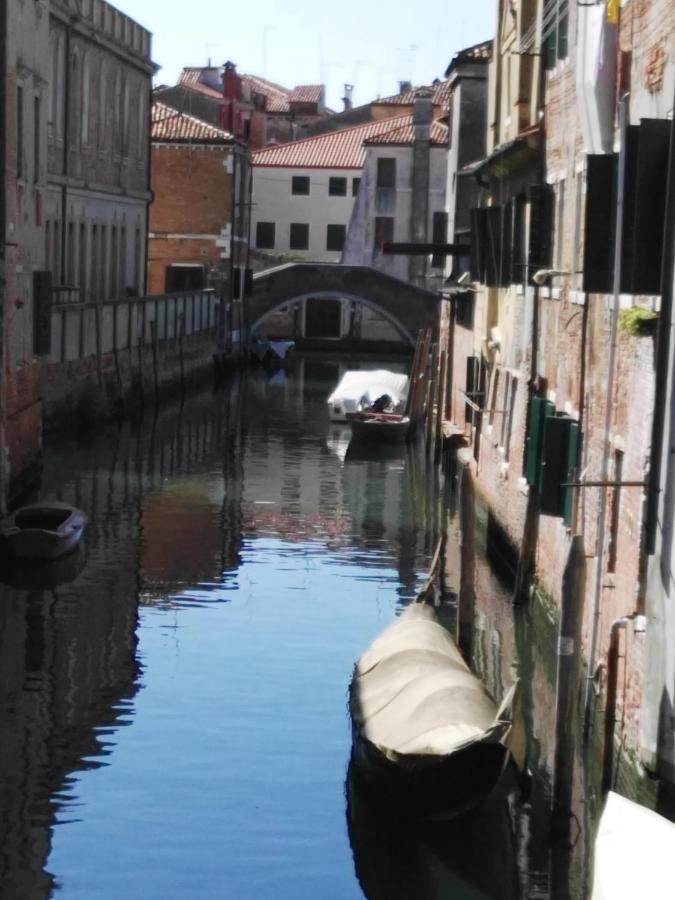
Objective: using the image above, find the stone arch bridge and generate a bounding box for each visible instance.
[249,263,439,347]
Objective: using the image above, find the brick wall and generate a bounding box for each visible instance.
[148,144,233,295]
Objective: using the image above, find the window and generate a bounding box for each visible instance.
[431,211,448,268]
[33,95,40,181]
[555,179,566,270]
[326,224,346,252]
[242,117,251,141]
[374,216,394,251]
[99,224,107,299]
[289,222,309,250]
[329,176,347,196]
[543,0,569,69]
[377,157,396,189]
[256,221,275,249]
[66,221,75,285]
[292,175,310,195]
[79,223,87,294]
[17,85,24,179]
[607,450,624,573]
[91,224,99,299]
[352,177,361,197]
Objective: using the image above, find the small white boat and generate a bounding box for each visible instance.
[0,502,87,560]
[327,369,408,422]
[592,791,675,899]
[349,602,521,816]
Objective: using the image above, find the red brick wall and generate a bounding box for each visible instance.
[148,144,232,295]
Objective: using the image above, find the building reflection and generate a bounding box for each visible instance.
[0,378,246,897]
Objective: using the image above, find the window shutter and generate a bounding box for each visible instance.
[525,396,555,486]
[528,184,554,278]
[583,154,617,294]
[470,208,486,282]
[33,270,52,356]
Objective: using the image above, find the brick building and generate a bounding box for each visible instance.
[443,0,675,788]
[148,101,250,344]
[155,63,330,150]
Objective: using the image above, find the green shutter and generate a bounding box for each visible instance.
[563,421,579,526]
[540,414,569,516]
[525,397,554,486]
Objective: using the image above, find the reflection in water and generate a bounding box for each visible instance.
[0,360,600,898]
[347,763,520,899]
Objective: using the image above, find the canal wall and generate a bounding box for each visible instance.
[41,289,227,432]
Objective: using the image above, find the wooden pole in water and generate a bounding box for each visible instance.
[435,349,447,462]
[178,313,185,394]
[405,330,424,419]
[411,329,431,428]
[150,319,159,402]
[552,535,586,827]
[426,343,439,451]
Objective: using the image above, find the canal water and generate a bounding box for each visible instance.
[0,360,597,898]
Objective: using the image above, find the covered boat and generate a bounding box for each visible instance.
[0,502,87,560]
[592,792,675,899]
[349,602,521,816]
[327,370,408,422]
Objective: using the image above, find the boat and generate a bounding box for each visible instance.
[0,501,87,560]
[327,369,408,422]
[592,791,675,899]
[349,601,521,816]
[348,410,411,443]
[250,337,295,367]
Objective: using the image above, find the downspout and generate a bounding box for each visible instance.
[0,0,7,514]
[60,21,71,284]
[143,76,153,295]
[227,143,236,356]
[601,614,638,793]
[583,95,629,735]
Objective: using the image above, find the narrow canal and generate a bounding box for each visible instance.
[0,360,599,898]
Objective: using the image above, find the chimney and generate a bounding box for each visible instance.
[399,80,412,94]
[412,87,433,141]
[342,83,354,111]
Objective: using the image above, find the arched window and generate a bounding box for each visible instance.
[69,51,80,149]
[113,69,122,155]
[122,79,131,157]
[137,84,146,162]
[81,53,91,145]
[98,61,107,150]
[54,32,65,140]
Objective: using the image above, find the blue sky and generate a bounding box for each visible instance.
[112,0,496,110]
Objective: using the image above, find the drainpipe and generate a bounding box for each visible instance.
[0,0,7,514]
[60,21,71,284]
[601,614,638,793]
[584,95,629,735]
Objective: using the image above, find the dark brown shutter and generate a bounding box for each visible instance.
[527,184,554,278]
[583,154,617,294]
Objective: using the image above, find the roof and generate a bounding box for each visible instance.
[289,85,323,105]
[375,80,453,109]
[178,68,223,99]
[177,67,324,115]
[151,102,233,142]
[252,113,430,169]
[365,118,448,146]
[445,39,493,77]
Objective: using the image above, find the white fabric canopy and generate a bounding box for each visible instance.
[352,604,505,757]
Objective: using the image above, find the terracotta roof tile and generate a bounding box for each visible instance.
[364,118,448,146]
[252,113,442,168]
[242,74,292,112]
[178,68,223,99]
[151,101,233,142]
[375,80,452,108]
[289,85,323,104]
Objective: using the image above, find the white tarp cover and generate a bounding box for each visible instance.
[351,604,506,757]
[592,791,675,900]
[327,370,409,419]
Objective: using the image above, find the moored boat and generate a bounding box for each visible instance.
[327,369,408,422]
[349,602,521,816]
[0,502,87,560]
[348,410,411,443]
